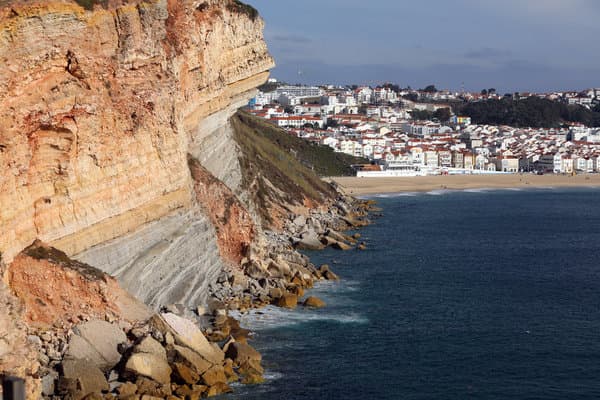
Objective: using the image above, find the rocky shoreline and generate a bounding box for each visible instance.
[19,193,375,399]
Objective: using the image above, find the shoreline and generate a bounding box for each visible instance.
[328,174,600,196]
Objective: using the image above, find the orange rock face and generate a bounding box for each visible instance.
[0,0,273,263]
[188,156,255,265]
[6,240,150,328]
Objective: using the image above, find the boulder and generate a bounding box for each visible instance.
[205,382,232,397]
[325,229,351,243]
[295,230,325,250]
[275,293,298,309]
[323,270,340,281]
[320,235,352,250]
[60,359,109,400]
[64,335,107,370]
[268,287,284,299]
[69,320,127,371]
[124,353,172,385]
[172,345,212,375]
[116,382,138,398]
[303,297,326,308]
[134,336,166,360]
[172,362,200,385]
[292,215,306,228]
[160,313,224,365]
[225,342,262,366]
[238,359,265,385]
[201,365,227,386]
[318,264,331,273]
[267,261,290,278]
[244,261,267,280]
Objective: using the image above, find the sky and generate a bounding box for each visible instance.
[245,0,600,93]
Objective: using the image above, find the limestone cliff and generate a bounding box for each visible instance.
[0,0,273,265]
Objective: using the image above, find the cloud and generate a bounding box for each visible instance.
[465,48,512,60]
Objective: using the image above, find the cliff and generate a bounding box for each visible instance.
[0,1,368,396]
[0,0,273,265]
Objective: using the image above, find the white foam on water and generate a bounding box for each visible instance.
[231,305,369,331]
[464,188,492,193]
[426,189,449,196]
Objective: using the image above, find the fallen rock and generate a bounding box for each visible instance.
[225,342,262,366]
[60,359,109,400]
[160,313,224,365]
[295,230,326,250]
[124,353,172,385]
[134,336,166,360]
[323,270,340,281]
[201,365,227,386]
[172,345,212,375]
[238,359,264,384]
[244,261,267,280]
[172,362,200,385]
[275,293,298,309]
[303,296,326,308]
[330,240,352,251]
[205,382,232,397]
[268,288,284,299]
[116,382,138,398]
[70,320,127,371]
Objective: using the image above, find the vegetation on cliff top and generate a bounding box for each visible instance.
[73,0,108,11]
[232,111,352,223]
[226,0,259,20]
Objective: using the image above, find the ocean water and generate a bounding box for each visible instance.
[227,187,600,399]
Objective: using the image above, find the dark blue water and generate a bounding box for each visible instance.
[228,187,600,399]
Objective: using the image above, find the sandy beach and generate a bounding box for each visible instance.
[329,174,600,195]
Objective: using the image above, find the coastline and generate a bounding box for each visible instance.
[328,174,600,196]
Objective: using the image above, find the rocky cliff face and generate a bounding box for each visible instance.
[0,0,273,265]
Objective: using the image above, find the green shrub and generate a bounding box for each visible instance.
[74,0,108,11]
[226,0,259,21]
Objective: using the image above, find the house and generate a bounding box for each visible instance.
[438,150,452,167]
[495,156,519,172]
[452,151,464,168]
[424,150,439,167]
[463,152,474,169]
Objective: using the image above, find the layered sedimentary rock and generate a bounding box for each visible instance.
[0,0,273,266]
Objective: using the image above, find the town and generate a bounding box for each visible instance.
[247,80,600,177]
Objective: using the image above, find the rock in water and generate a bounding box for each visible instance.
[276,293,298,309]
[225,342,262,365]
[303,296,326,308]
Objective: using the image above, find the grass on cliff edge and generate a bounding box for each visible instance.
[234,110,366,177]
[232,111,346,223]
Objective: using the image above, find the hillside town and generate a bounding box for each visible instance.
[248,80,600,176]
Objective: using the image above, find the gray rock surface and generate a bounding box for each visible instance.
[68,320,126,371]
[60,359,109,400]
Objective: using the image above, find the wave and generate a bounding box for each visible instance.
[426,189,450,196]
[231,305,369,331]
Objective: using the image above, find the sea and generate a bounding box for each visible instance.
[227,187,600,399]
